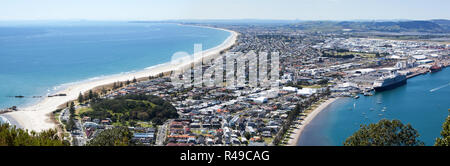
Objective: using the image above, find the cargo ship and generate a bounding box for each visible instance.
[373,73,407,92]
[430,65,442,73]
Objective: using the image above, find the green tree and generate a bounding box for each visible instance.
[435,110,450,146]
[0,124,67,146]
[66,102,76,131]
[69,102,75,115]
[344,119,424,146]
[66,119,76,131]
[113,82,118,89]
[78,92,84,103]
[88,90,94,100]
[244,132,251,140]
[86,127,137,146]
[82,94,178,125]
[137,112,149,121]
[101,87,108,95]
[317,79,329,85]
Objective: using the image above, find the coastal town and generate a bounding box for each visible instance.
[1,23,449,146]
[35,23,448,146]
[2,4,450,166]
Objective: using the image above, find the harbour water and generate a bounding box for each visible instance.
[298,67,450,146]
[0,21,231,109]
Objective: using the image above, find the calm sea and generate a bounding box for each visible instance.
[298,67,450,146]
[0,21,231,109]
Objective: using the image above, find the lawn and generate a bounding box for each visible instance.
[76,107,93,115]
[137,121,154,128]
[263,137,274,145]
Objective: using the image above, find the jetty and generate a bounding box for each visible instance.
[0,106,18,114]
[7,95,42,98]
[406,68,429,79]
[48,93,67,97]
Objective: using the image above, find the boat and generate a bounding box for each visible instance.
[430,64,442,73]
[363,92,373,96]
[354,95,360,99]
[373,72,407,92]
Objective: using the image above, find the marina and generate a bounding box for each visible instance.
[298,67,450,146]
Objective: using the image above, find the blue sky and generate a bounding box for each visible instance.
[0,0,449,21]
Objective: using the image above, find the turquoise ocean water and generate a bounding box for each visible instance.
[298,67,450,146]
[0,21,231,110]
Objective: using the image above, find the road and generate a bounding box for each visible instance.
[60,106,88,146]
[155,119,171,146]
[73,119,87,146]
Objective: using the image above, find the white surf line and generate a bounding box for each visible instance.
[430,82,450,92]
[0,115,11,125]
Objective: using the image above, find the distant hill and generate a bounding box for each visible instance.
[431,19,450,31]
[130,19,301,25]
[134,19,450,33]
[292,20,450,33]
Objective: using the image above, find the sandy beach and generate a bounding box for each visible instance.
[3,26,238,132]
[287,97,340,146]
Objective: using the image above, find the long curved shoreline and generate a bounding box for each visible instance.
[287,97,340,146]
[3,25,239,132]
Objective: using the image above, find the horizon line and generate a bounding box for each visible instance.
[0,18,449,22]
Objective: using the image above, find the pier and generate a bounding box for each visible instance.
[407,69,429,79]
